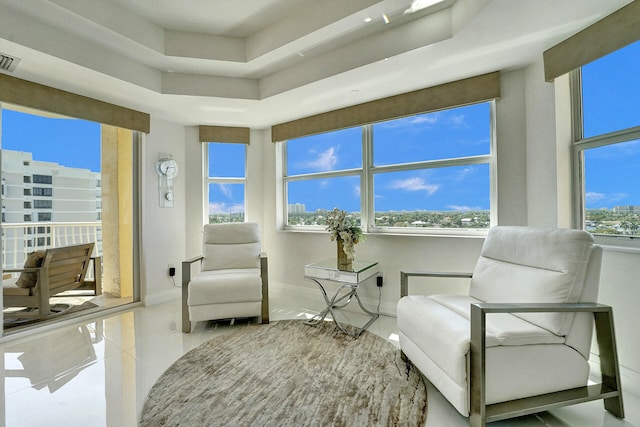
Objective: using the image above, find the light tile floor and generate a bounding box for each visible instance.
[1,286,638,427]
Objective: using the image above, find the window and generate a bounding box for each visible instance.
[37,212,52,221]
[24,201,31,209]
[573,40,640,241]
[32,187,52,196]
[284,102,494,233]
[207,142,246,223]
[34,200,52,209]
[23,176,31,183]
[33,174,53,184]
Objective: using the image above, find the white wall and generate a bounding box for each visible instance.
[143,60,640,397]
[140,117,188,305]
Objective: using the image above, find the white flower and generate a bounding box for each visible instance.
[325,208,363,260]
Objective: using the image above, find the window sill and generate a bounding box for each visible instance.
[280,226,488,239]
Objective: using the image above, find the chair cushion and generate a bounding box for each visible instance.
[188,268,262,306]
[397,295,564,388]
[15,251,46,288]
[201,223,261,271]
[469,226,594,335]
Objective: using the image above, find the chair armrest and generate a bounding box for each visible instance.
[3,267,40,273]
[260,253,269,323]
[469,302,624,423]
[400,270,473,297]
[181,255,203,333]
[181,255,204,285]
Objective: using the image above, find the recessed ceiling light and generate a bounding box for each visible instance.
[382,14,390,24]
[364,17,373,23]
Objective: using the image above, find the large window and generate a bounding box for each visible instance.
[207,142,246,223]
[284,102,494,233]
[573,40,640,240]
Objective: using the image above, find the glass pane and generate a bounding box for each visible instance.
[1,106,138,326]
[287,176,360,226]
[582,40,640,138]
[287,127,362,175]
[373,164,490,228]
[584,140,640,236]
[373,103,491,166]
[208,142,245,178]
[1,108,101,262]
[208,183,245,223]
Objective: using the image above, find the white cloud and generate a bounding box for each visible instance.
[448,114,467,127]
[304,147,338,171]
[216,183,232,198]
[209,202,244,214]
[447,205,481,211]
[389,177,440,195]
[453,167,475,181]
[411,115,438,125]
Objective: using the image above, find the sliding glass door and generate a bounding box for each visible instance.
[0,103,140,335]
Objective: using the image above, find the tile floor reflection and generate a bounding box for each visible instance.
[1,285,638,427]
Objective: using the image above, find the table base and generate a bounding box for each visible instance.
[305,278,380,337]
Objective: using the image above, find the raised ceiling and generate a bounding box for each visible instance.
[0,0,632,128]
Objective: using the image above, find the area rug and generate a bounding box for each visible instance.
[140,319,427,426]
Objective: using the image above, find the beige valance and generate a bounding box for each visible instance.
[271,71,500,142]
[0,74,150,133]
[199,125,250,144]
[544,1,640,82]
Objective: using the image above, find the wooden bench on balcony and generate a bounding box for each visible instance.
[2,243,101,319]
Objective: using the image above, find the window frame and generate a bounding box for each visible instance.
[205,141,248,224]
[571,68,640,247]
[282,101,497,236]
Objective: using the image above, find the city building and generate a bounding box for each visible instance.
[1,149,101,268]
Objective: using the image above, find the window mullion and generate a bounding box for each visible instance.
[362,125,373,232]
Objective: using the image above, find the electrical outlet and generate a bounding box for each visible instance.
[168,264,176,277]
[376,276,383,287]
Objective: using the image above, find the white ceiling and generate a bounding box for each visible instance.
[0,0,632,128]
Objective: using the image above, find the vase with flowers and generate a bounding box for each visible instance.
[325,208,364,271]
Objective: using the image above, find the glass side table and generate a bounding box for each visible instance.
[304,259,381,337]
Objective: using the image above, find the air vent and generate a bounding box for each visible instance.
[0,53,21,72]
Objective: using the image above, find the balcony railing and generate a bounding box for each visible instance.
[2,221,102,270]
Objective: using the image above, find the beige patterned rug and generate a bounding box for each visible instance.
[140,319,427,426]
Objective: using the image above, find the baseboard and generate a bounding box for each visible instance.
[589,357,640,399]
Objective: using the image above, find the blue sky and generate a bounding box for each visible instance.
[1,109,101,172]
[286,102,491,213]
[1,41,638,215]
[582,40,640,209]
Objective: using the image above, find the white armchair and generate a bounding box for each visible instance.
[182,222,269,333]
[397,226,624,426]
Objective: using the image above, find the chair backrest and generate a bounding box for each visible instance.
[469,226,598,336]
[42,242,95,294]
[201,222,261,271]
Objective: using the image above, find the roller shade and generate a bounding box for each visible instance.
[271,71,500,142]
[544,0,640,82]
[199,125,250,144]
[0,74,150,133]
